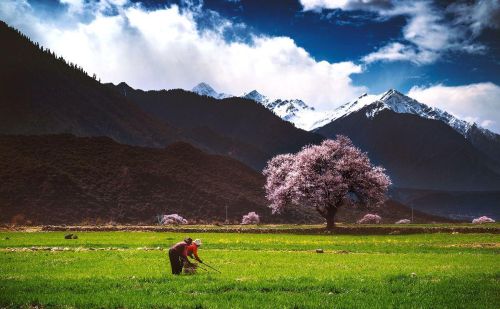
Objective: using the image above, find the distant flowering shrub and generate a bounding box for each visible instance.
[159,214,188,225]
[357,214,382,224]
[395,219,411,224]
[241,212,260,225]
[472,216,495,224]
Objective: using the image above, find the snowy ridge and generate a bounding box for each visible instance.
[376,89,473,136]
[353,89,473,137]
[189,83,488,137]
[192,82,231,99]
[241,90,326,130]
[243,90,270,105]
[303,89,475,136]
[191,82,326,130]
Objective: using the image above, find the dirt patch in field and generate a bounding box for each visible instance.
[444,243,500,248]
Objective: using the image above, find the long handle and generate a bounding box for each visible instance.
[203,262,222,273]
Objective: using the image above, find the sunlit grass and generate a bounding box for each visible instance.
[0,231,498,308]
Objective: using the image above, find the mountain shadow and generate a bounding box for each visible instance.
[0,134,446,224]
[316,103,500,191]
[108,83,324,170]
[0,21,180,147]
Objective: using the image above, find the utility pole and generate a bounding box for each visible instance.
[225,204,228,224]
[411,206,414,223]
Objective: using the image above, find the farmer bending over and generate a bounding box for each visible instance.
[169,237,193,275]
[187,239,203,263]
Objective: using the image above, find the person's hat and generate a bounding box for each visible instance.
[194,239,202,246]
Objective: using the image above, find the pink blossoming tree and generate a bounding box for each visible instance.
[472,216,495,224]
[241,212,260,225]
[357,214,382,224]
[263,136,391,229]
[159,214,188,225]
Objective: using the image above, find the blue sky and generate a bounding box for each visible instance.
[193,0,500,93]
[1,0,500,132]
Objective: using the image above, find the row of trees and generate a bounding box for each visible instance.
[7,22,100,82]
[157,212,260,225]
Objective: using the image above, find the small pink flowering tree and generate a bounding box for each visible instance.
[263,136,391,229]
[357,214,382,224]
[472,216,495,224]
[159,214,188,225]
[241,212,260,225]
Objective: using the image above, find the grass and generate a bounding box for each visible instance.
[0,230,499,308]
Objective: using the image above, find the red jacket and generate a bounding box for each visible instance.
[186,244,201,262]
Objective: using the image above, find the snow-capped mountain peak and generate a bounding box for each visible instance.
[364,89,473,136]
[242,91,320,127]
[270,88,477,136]
[190,83,484,138]
[379,89,434,114]
[243,90,269,105]
[268,99,315,120]
[191,82,232,99]
[192,82,217,97]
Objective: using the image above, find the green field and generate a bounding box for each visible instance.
[0,230,499,308]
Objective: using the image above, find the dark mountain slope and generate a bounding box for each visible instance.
[390,188,500,220]
[466,125,500,172]
[0,20,322,169]
[0,135,444,224]
[0,21,179,147]
[316,103,500,191]
[0,134,270,224]
[109,83,324,169]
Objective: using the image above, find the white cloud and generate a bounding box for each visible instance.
[301,0,496,65]
[60,0,85,14]
[361,42,437,65]
[300,0,392,12]
[448,0,500,36]
[408,82,500,134]
[0,0,366,110]
[363,1,489,64]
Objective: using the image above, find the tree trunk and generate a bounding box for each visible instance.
[325,207,338,230]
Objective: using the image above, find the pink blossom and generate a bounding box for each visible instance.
[160,214,188,225]
[395,219,411,224]
[357,214,382,224]
[263,136,391,228]
[241,212,260,225]
[471,216,495,224]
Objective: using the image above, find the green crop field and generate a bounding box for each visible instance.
[0,230,499,308]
